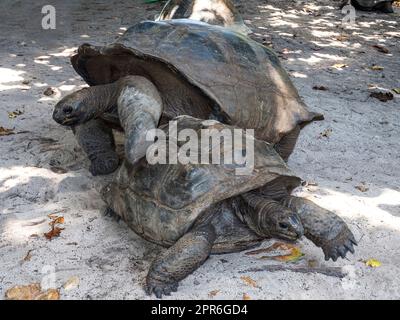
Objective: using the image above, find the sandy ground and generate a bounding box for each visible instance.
[0,0,399,300]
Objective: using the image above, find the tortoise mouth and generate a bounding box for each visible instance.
[61,116,80,126]
[273,229,302,242]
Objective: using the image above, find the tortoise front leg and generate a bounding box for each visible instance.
[281,196,357,261]
[117,77,163,165]
[146,224,216,299]
[73,119,119,176]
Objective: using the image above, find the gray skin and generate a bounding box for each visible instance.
[53,20,323,176]
[156,0,252,35]
[340,0,394,12]
[102,116,357,299]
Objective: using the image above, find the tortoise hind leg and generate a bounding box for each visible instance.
[281,196,357,261]
[146,224,216,298]
[73,119,119,176]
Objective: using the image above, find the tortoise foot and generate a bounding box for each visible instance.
[103,207,121,222]
[89,153,119,176]
[321,226,357,262]
[146,278,179,299]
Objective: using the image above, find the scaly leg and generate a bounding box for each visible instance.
[281,196,357,261]
[73,119,119,176]
[146,224,216,298]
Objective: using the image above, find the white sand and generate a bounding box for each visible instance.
[0,0,399,299]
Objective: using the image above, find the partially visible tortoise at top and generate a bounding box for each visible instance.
[156,0,252,35]
[102,116,357,298]
[53,19,322,176]
[340,0,394,12]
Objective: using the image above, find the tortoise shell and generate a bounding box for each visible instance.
[72,19,321,146]
[103,116,301,247]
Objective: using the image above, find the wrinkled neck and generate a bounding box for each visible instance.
[85,81,120,116]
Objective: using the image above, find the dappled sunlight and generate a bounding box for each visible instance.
[295,186,400,233]
[0,67,28,91]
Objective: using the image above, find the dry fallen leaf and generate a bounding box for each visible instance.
[43,87,56,96]
[313,85,328,91]
[253,243,304,263]
[331,63,348,69]
[370,65,384,71]
[0,126,15,136]
[208,290,220,298]
[355,184,369,193]
[372,44,389,54]
[35,289,60,300]
[8,110,24,119]
[243,293,252,300]
[5,284,60,300]
[63,276,80,291]
[23,250,33,262]
[240,276,260,289]
[370,91,394,102]
[44,226,64,240]
[273,246,304,263]
[320,128,333,138]
[365,259,382,268]
[336,35,349,42]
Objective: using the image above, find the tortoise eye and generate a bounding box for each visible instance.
[63,105,73,115]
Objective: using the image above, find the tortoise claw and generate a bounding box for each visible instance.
[321,226,356,262]
[146,280,180,299]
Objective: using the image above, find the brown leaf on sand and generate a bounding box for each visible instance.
[335,35,349,42]
[5,284,60,300]
[320,128,332,138]
[23,250,33,262]
[43,87,56,96]
[331,63,348,70]
[355,183,369,193]
[370,91,394,102]
[63,277,80,291]
[246,242,304,263]
[240,276,260,289]
[370,65,384,71]
[8,110,24,119]
[44,226,64,240]
[208,290,220,298]
[372,44,389,54]
[44,215,65,240]
[243,293,252,300]
[0,127,15,136]
[313,85,328,91]
[51,216,65,225]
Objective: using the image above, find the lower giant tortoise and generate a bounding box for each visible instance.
[102,116,357,298]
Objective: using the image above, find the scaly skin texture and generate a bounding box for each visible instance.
[281,196,357,261]
[54,76,163,174]
[72,119,119,176]
[146,224,216,298]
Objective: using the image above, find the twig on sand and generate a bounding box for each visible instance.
[239,265,347,278]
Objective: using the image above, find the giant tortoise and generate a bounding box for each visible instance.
[53,20,322,176]
[101,116,356,298]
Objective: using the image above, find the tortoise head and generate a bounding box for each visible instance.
[261,207,304,242]
[53,88,97,126]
